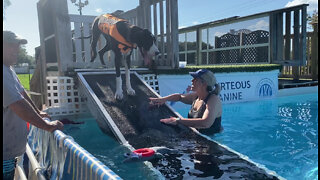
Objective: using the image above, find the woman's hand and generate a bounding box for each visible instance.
[160,117,178,125]
[149,97,166,107]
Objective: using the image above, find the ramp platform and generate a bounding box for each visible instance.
[77,71,281,179]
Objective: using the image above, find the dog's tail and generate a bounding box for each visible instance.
[72,35,92,40]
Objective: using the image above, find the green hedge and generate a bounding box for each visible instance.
[51,64,282,75]
[154,64,282,75]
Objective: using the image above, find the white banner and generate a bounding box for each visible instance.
[158,70,279,107]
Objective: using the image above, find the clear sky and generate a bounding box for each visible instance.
[3,0,318,56]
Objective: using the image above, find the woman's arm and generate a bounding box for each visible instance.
[180,93,197,105]
[149,92,197,106]
[160,95,221,128]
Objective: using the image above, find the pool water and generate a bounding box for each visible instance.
[61,114,163,180]
[61,92,317,179]
[177,93,318,180]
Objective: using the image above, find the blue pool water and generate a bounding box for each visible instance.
[62,92,318,179]
[176,93,318,180]
[61,114,162,180]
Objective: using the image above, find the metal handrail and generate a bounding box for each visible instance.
[25,144,46,180]
[14,157,27,180]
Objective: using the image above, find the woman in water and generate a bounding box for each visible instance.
[149,69,223,135]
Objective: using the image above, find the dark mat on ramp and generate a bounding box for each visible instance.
[82,73,280,179]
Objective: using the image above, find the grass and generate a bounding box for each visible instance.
[17,74,32,91]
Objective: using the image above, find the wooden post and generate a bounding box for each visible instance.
[300,6,307,66]
[166,0,172,67]
[284,12,291,75]
[197,28,202,65]
[276,13,283,61]
[311,23,318,80]
[214,36,219,64]
[145,0,151,30]
[292,10,300,81]
[159,0,165,65]
[37,1,49,107]
[170,0,179,68]
[153,2,159,65]
[269,13,277,63]
[53,0,73,75]
[138,0,145,28]
[153,2,158,47]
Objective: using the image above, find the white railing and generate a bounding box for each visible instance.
[69,15,103,69]
[14,144,46,180]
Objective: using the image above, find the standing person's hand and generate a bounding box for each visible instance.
[45,120,64,132]
[149,97,166,107]
[39,111,51,119]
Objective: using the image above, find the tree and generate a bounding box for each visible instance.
[307,10,318,30]
[3,0,11,20]
[18,45,35,66]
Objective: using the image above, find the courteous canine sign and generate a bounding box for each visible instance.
[157,70,279,105]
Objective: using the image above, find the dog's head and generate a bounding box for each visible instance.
[134,28,160,68]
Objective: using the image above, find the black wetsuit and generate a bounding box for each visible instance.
[188,93,222,135]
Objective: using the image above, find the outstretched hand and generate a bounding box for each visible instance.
[149,97,166,107]
[160,117,178,125]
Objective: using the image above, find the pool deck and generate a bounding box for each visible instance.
[278,78,318,89]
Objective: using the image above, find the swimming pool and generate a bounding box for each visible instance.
[61,92,317,179]
[176,92,318,180]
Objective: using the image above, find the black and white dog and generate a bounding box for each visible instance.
[89,13,159,100]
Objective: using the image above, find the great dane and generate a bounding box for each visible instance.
[90,13,159,100]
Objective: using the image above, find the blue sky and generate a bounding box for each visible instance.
[3,0,318,56]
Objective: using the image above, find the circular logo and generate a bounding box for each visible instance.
[256,78,275,97]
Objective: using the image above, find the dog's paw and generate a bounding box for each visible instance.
[115,90,124,100]
[127,88,136,96]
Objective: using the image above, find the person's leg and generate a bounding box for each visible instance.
[3,158,17,180]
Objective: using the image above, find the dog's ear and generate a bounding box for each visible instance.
[131,26,144,47]
[143,29,151,36]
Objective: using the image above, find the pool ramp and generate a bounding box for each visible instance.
[76,70,283,179]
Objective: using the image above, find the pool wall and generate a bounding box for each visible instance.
[278,86,318,97]
[27,125,122,180]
